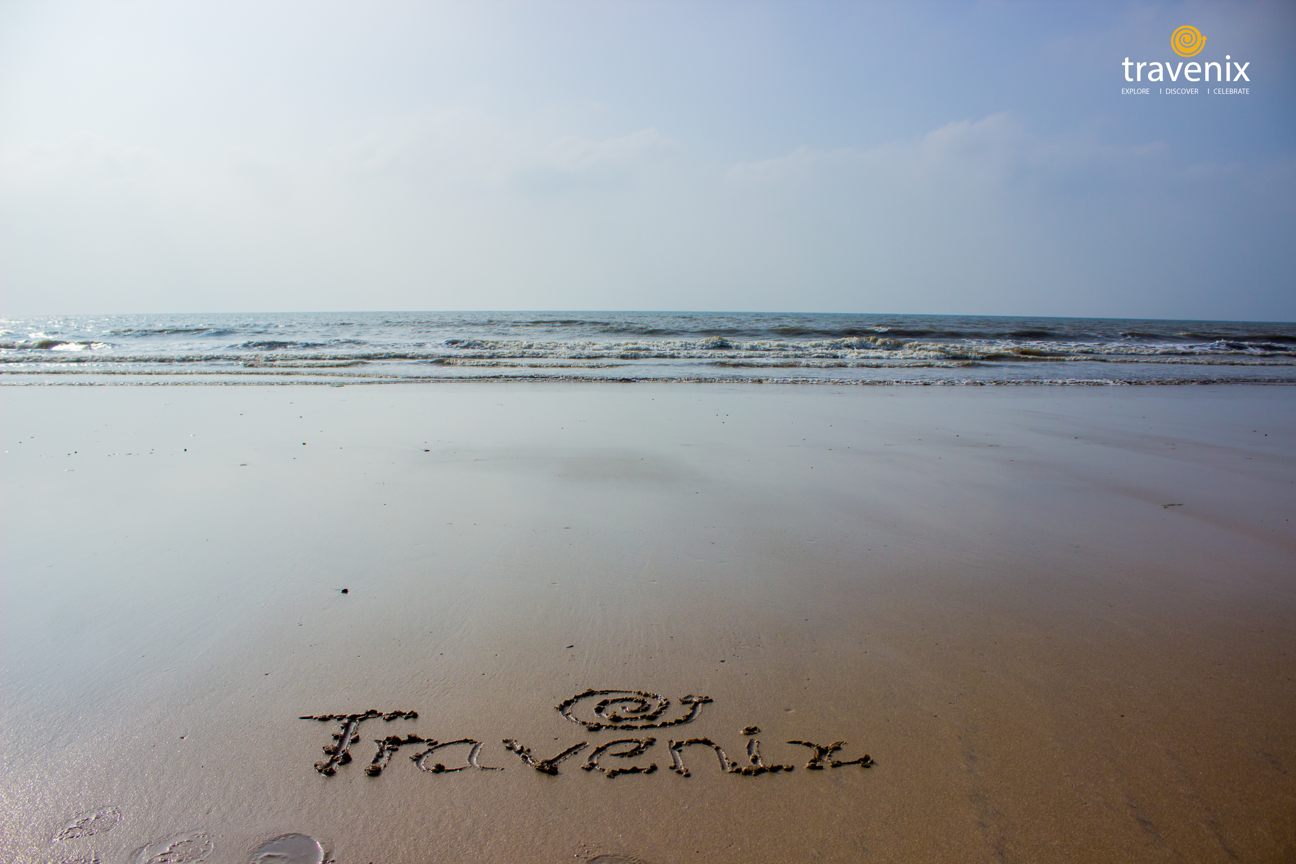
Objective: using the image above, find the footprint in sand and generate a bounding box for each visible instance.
[51,806,122,842]
[247,833,326,864]
[131,831,215,864]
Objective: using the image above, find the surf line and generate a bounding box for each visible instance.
[300,689,875,779]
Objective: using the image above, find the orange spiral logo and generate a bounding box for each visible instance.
[1170,25,1206,57]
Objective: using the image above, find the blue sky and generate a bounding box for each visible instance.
[1,0,1293,319]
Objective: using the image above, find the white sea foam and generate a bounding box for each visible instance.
[2,312,1292,385]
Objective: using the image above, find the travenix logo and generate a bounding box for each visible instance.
[1121,26,1251,96]
[1170,25,1206,58]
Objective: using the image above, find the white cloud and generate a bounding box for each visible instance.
[725,112,1162,186]
[540,127,676,175]
[0,107,1291,318]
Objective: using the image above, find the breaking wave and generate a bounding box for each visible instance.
[3,311,1293,385]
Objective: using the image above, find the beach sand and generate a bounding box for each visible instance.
[2,383,1294,863]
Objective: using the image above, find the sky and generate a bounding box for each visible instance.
[1,0,1293,320]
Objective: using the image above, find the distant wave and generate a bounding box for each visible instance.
[497,322,1097,340]
[236,339,366,350]
[1178,331,1296,344]
[106,326,236,337]
[0,338,110,351]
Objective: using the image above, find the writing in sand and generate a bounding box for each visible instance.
[301,688,876,779]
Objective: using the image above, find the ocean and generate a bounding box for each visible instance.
[2,311,1294,385]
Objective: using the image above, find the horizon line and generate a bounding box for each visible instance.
[3,308,1295,326]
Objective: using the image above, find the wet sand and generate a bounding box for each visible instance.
[1,383,1294,863]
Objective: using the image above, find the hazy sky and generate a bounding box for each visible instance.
[1,0,1293,319]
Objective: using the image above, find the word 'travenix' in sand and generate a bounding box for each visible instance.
[301,688,875,779]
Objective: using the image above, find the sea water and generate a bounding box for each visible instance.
[3,311,1294,385]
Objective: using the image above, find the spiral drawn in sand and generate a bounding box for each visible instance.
[1170,25,1206,58]
[557,689,713,731]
